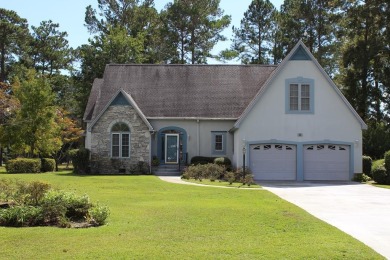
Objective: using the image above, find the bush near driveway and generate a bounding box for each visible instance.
[370,151,390,185]
[362,155,372,177]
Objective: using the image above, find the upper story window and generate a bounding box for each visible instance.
[111,122,130,158]
[286,77,314,114]
[211,131,227,155]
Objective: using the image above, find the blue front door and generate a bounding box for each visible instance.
[165,134,179,164]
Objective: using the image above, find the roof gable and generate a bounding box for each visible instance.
[233,41,367,130]
[88,89,153,132]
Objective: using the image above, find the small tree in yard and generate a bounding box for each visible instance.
[0,70,61,157]
[53,108,83,171]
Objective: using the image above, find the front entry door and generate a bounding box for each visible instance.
[165,134,179,164]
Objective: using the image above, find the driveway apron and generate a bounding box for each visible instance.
[261,182,390,259]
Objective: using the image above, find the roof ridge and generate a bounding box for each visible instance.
[106,63,278,68]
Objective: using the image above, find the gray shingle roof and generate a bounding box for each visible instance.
[84,64,277,121]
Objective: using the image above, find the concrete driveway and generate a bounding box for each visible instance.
[261,182,390,259]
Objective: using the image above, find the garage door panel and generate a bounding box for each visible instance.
[304,144,349,181]
[250,144,296,181]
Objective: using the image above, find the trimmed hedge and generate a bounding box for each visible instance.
[190,156,215,165]
[362,156,372,177]
[6,158,41,173]
[41,158,55,172]
[191,156,231,166]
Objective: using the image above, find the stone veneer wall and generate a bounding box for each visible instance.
[90,105,150,174]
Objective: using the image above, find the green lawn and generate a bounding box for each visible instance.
[0,169,383,259]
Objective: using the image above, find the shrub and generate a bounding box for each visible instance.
[41,158,56,172]
[190,156,215,165]
[225,171,236,184]
[6,158,41,173]
[241,174,255,186]
[151,156,160,166]
[0,179,16,202]
[41,190,92,223]
[203,163,225,180]
[0,206,43,227]
[362,156,372,177]
[214,157,232,170]
[183,164,205,181]
[89,204,110,225]
[15,181,51,206]
[385,151,390,175]
[129,161,150,175]
[372,165,388,184]
[0,180,109,228]
[353,173,371,183]
[69,149,90,174]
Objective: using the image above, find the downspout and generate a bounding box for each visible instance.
[197,119,200,156]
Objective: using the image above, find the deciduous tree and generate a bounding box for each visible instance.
[0,70,61,157]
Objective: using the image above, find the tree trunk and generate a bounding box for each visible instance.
[1,40,6,82]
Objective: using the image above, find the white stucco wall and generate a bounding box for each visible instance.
[149,119,235,163]
[233,60,363,174]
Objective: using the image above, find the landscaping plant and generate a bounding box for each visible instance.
[0,179,109,227]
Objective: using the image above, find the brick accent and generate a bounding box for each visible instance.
[90,105,150,174]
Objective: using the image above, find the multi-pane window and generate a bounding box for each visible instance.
[215,134,223,151]
[287,78,313,113]
[289,83,311,111]
[111,122,130,158]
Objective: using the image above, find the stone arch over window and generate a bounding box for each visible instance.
[111,122,131,158]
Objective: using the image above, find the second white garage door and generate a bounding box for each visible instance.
[303,144,350,181]
[250,144,296,181]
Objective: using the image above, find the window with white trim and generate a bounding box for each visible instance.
[286,78,314,114]
[111,122,130,158]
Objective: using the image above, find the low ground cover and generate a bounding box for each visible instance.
[185,178,261,188]
[0,169,382,259]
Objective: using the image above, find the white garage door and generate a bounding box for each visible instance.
[250,144,296,181]
[303,144,350,181]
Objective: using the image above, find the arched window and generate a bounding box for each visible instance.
[111,122,130,158]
